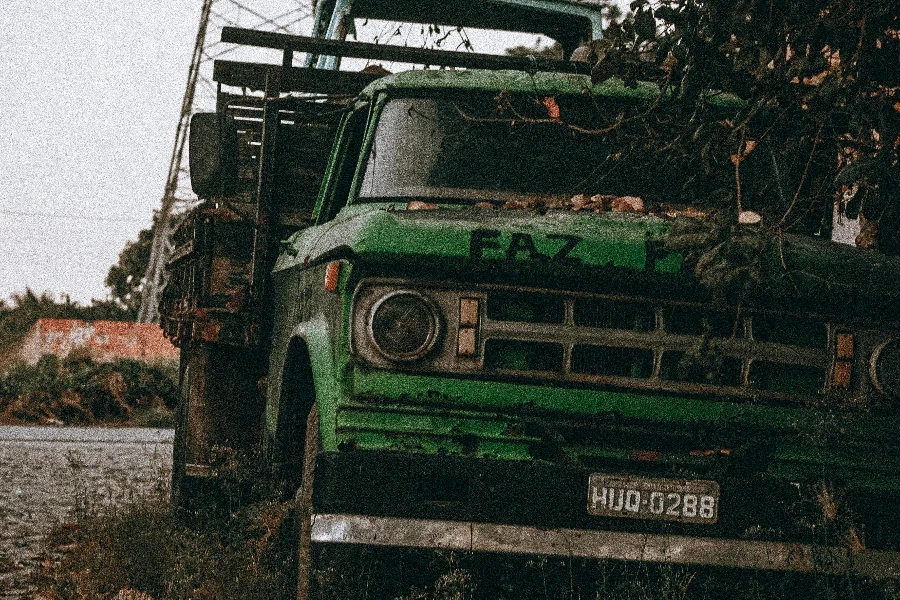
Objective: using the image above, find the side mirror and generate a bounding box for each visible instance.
[189,113,237,197]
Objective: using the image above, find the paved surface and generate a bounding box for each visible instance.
[0,426,173,599]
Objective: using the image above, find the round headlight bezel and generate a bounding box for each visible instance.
[870,338,900,399]
[367,290,442,362]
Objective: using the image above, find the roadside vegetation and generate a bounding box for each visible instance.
[0,352,176,427]
[32,452,297,600]
[0,288,177,427]
[32,499,900,599]
[33,498,297,600]
[28,450,900,600]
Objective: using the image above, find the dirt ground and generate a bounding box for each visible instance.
[0,426,172,600]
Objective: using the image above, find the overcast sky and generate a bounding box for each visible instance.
[1,0,204,304]
[0,1,624,306]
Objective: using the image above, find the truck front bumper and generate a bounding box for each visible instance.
[308,450,900,578]
[309,512,900,578]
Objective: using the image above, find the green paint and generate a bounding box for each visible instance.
[280,204,675,274]
[360,70,664,103]
[343,371,900,489]
[262,41,900,532]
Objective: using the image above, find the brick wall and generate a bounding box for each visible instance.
[13,319,178,365]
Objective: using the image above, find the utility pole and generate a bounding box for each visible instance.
[138,0,311,323]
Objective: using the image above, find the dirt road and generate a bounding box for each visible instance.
[0,426,173,599]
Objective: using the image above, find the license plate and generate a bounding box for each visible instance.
[587,473,720,524]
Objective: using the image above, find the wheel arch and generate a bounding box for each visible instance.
[272,335,317,465]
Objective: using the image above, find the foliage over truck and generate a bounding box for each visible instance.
[160,0,900,595]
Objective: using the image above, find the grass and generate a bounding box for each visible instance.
[30,450,900,599]
[306,546,900,600]
[34,495,900,600]
[33,459,298,600]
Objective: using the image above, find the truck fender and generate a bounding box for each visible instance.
[267,316,346,460]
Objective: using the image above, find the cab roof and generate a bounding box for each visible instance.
[360,69,665,102]
[359,69,747,111]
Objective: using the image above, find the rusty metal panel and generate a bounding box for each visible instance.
[310,513,472,551]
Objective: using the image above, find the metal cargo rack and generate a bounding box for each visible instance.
[162,26,593,349]
[213,25,592,96]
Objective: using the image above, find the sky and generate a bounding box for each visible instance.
[0,0,626,306]
[1,0,203,304]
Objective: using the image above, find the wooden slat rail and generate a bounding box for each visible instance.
[213,60,382,94]
[220,26,591,75]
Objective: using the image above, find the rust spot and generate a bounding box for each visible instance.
[690,449,716,457]
[609,196,645,213]
[631,450,662,462]
[196,319,222,342]
[407,200,439,211]
[689,448,733,457]
[224,287,247,312]
[502,200,530,210]
[501,425,524,438]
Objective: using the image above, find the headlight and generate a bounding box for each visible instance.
[368,291,441,361]
[871,338,900,398]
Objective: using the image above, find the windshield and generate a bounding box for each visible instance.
[361,95,620,205]
[358,94,808,222]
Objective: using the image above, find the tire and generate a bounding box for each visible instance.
[274,340,316,497]
[296,404,320,600]
[170,351,194,509]
[170,342,266,511]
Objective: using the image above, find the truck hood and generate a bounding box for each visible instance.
[281,203,679,273]
[278,203,900,323]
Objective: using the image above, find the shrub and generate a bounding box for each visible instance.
[0,354,177,425]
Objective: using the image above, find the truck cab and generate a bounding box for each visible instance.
[162,1,900,596]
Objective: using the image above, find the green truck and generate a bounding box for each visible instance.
[160,0,900,595]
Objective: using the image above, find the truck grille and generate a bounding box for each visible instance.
[352,281,855,405]
[480,290,828,401]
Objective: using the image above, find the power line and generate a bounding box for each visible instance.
[0,209,142,224]
[137,0,312,324]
